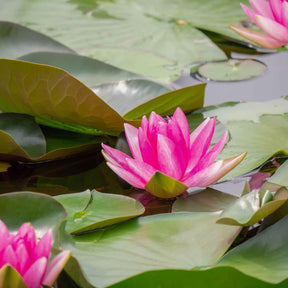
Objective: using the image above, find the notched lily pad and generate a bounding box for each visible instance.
[197,59,267,82]
[55,189,145,234]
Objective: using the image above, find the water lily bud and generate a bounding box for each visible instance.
[0,221,70,288]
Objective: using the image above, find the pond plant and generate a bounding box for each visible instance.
[0,0,288,287]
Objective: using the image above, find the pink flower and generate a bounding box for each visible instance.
[102,108,246,198]
[0,221,70,288]
[230,0,288,49]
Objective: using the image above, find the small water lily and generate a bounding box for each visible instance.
[102,108,246,198]
[230,0,288,49]
[0,221,70,288]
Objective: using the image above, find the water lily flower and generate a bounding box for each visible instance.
[0,221,71,288]
[230,0,288,49]
[102,108,246,198]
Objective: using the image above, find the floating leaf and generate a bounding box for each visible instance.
[218,214,288,284]
[217,186,288,226]
[172,188,238,212]
[0,113,46,158]
[18,52,141,87]
[0,59,137,134]
[0,21,74,59]
[197,59,267,81]
[55,190,145,234]
[0,192,67,236]
[268,160,288,186]
[62,212,241,288]
[1,0,253,81]
[92,79,171,116]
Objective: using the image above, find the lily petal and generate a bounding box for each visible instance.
[249,0,275,20]
[172,107,190,148]
[124,123,142,161]
[269,0,283,22]
[187,117,215,173]
[230,24,286,48]
[157,134,185,180]
[196,130,229,171]
[126,158,156,183]
[241,3,258,24]
[23,257,47,288]
[43,251,71,287]
[184,152,246,187]
[101,143,132,170]
[282,1,288,28]
[256,14,288,42]
[107,162,146,189]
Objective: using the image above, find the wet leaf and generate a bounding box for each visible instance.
[268,160,288,186]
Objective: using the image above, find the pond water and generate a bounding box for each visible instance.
[174,51,288,105]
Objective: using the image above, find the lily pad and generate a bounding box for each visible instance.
[218,214,288,284]
[0,113,46,158]
[268,160,288,186]
[62,212,241,288]
[0,0,253,81]
[197,59,267,82]
[172,188,238,213]
[0,59,205,135]
[18,52,142,87]
[55,190,145,234]
[0,192,67,236]
[0,21,74,59]
[217,186,288,226]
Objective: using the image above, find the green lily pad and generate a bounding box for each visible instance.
[0,59,204,135]
[62,212,241,288]
[172,188,238,212]
[0,265,28,288]
[55,190,145,234]
[268,160,288,186]
[217,186,288,226]
[1,0,253,81]
[92,79,171,116]
[0,21,74,59]
[0,191,67,236]
[0,59,137,135]
[197,59,267,81]
[218,214,288,284]
[18,52,141,87]
[0,113,46,158]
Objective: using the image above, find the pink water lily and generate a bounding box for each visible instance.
[230,0,288,49]
[102,108,246,198]
[0,221,70,288]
